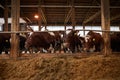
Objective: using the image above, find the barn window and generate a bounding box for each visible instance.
[30,25,39,31]
[29,25,119,36]
[110,26,119,31]
[0,25,3,31]
[47,26,64,31]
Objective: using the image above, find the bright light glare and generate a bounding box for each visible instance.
[34,14,39,19]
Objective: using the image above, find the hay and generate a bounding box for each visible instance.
[0,54,120,80]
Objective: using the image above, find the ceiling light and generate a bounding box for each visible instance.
[34,14,39,19]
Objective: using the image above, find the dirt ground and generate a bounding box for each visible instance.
[0,53,120,80]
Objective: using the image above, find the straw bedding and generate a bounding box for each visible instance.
[0,53,120,80]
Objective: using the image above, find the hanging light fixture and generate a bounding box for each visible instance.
[34,14,39,19]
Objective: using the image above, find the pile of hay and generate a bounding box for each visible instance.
[0,54,120,80]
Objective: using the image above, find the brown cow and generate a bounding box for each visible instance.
[25,31,63,53]
[110,32,120,52]
[0,33,11,54]
[84,31,104,52]
[62,30,84,53]
[0,33,28,54]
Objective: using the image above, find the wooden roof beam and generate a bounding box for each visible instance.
[111,14,120,21]
[38,0,47,24]
[20,9,32,23]
[8,5,120,8]
[64,7,72,24]
[71,0,76,29]
[83,11,101,24]
[25,17,32,23]
[82,11,120,24]
[0,4,5,9]
[39,8,47,24]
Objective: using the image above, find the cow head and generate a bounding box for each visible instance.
[52,31,64,51]
[84,35,95,52]
[61,30,83,53]
[25,32,33,49]
[84,31,104,52]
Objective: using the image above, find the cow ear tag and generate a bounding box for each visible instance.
[6,40,8,42]
[93,38,95,41]
[74,33,76,35]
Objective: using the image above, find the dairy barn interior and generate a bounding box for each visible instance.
[0,0,120,80]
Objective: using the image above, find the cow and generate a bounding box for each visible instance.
[0,33,11,54]
[19,34,27,53]
[110,32,120,52]
[84,31,104,52]
[62,30,84,53]
[25,31,63,53]
[0,33,27,54]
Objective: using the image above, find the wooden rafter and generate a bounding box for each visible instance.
[64,7,72,24]
[38,0,47,24]
[0,4,5,9]
[83,11,101,24]
[111,14,120,21]
[7,5,120,9]
[39,8,47,24]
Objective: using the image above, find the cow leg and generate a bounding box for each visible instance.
[76,42,83,52]
[69,46,75,53]
[0,46,4,54]
[28,47,38,53]
[48,44,54,53]
[33,47,38,53]
[27,47,33,54]
[64,48,72,53]
[0,50,2,54]
[75,44,82,52]
[42,48,48,53]
[95,45,100,52]
[4,50,9,54]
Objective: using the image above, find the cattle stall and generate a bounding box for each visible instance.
[0,0,120,59]
[0,29,120,59]
[0,0,120,79]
